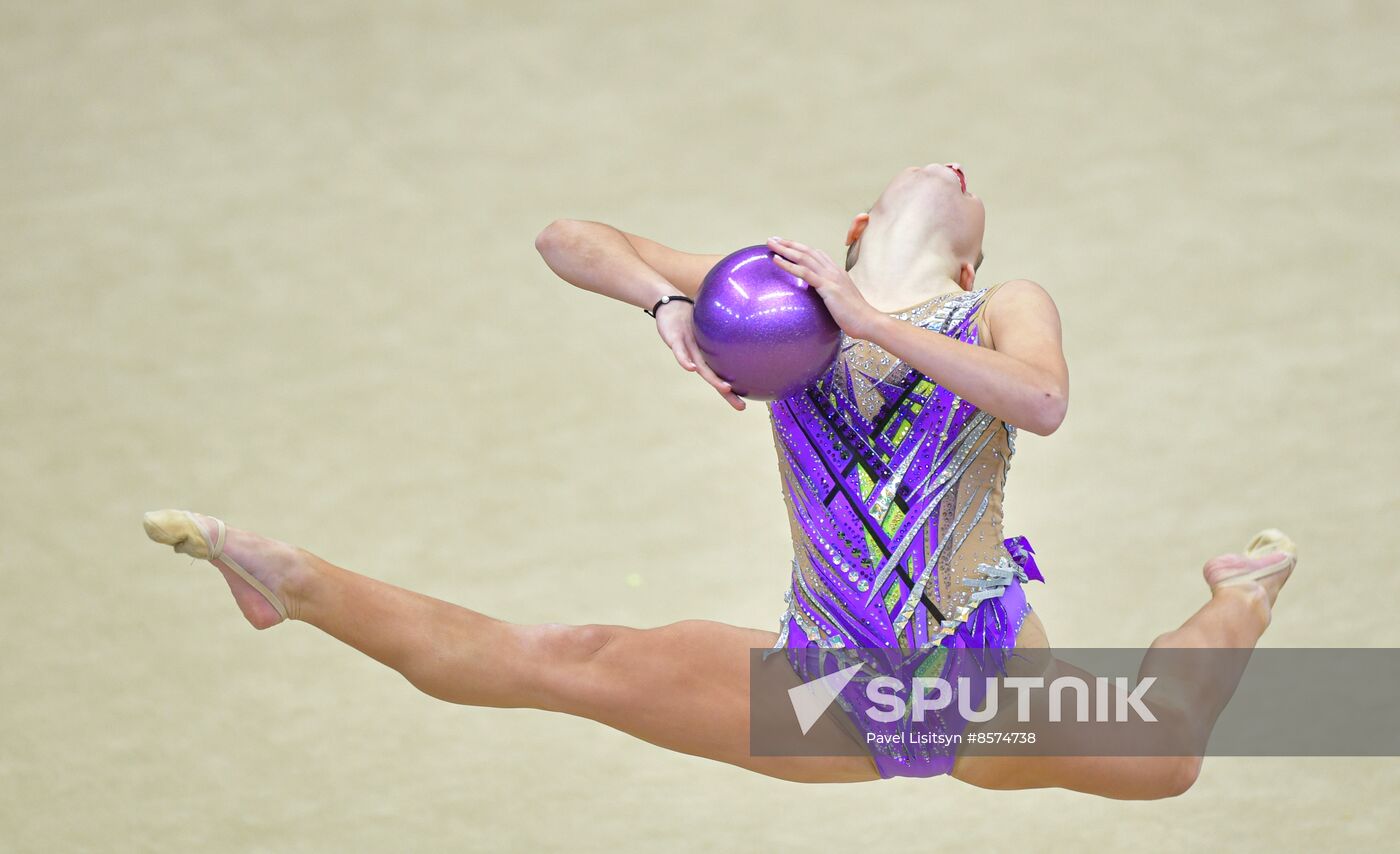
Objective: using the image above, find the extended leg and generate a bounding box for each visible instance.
[952,547,1294,799]
[147,512,878,784]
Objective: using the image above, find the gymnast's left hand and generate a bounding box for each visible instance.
[766,237,881,340]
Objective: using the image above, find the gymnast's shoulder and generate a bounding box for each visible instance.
[979,279,1064,352]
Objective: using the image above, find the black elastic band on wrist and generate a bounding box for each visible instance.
[643,294,694,318]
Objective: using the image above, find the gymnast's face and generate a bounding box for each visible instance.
[846,163,987,273]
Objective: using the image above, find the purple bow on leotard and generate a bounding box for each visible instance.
[939,535,1046,673]
[1004,535,1044,583]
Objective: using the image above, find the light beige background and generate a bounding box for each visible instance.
[3,1,1397,851]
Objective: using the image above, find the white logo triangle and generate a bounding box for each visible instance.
[787,662,864,735]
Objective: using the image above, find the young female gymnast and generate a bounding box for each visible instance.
[143,162,1297,798]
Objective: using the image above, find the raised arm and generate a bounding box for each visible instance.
[764,236,1068,435]
[534,219,724,308]
[533,219,745,410]
[867,279,1069,435]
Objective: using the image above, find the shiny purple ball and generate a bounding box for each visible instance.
[692,244,841,401]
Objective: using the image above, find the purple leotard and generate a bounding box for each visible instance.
[767,284,1046,778]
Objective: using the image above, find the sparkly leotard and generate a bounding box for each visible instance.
[767,283,1046,777]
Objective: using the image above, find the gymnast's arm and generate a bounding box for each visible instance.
[533,219,723,308]
[864,279,1069,436]
[533,219,745,410]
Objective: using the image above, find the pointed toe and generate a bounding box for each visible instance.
[142,509,288,621]
[142,509,210,558]
[1245,529,1296,561]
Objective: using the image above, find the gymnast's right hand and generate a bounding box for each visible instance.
[653,300,746,411]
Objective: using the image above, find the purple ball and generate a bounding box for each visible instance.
[692,244,842,401]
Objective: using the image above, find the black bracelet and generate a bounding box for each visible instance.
[643,294,694,318]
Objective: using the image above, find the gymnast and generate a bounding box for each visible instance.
[144,162,1296,798]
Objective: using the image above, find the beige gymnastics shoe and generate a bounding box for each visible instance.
[142,509,289,622]
[1211,528,1297,589]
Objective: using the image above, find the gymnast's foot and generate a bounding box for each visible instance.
[142,510,312,629]
[1202,528,1297,610]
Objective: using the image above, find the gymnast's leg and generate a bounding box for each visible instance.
[951,546,1296,799]
[143,511,878,784]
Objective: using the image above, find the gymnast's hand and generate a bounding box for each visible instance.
[653,300,747,411]
[766,236,881,340]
